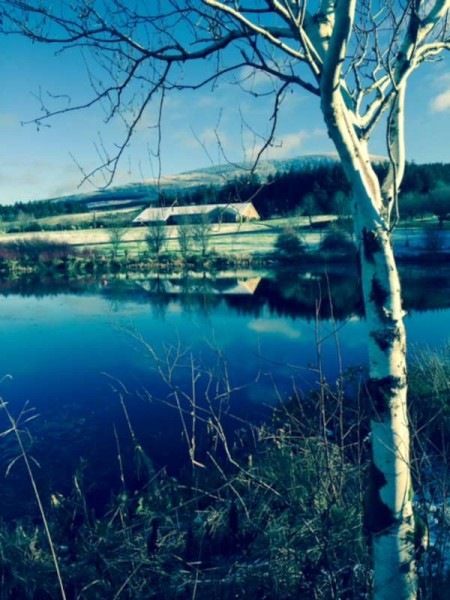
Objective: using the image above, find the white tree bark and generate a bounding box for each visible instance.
[321,95,416,598]
[355,190,415,600]
[314,1,421,591]
[318,6,415,584]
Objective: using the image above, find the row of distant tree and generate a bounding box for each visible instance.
[0,199,85,223]
[1,161,450,224]
[168,161,450,222]
[179,164,350,218]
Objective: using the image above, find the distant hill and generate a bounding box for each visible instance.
[3,154,449,226]
[46,154,347,208]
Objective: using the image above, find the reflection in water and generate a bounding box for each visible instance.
[248,318,302,339]
[2,264,450,318]
[0,264,450,518]
[96,268,364,320]
[137,274,262,296]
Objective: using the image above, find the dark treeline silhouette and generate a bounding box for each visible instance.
[3,161,450,223]
[163,160,450,219]
[0,199,84,222]
[177,163,351,218]
[2,264,447,320]
[401,162,450,194]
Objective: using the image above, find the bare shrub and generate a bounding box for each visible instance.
[3,238,74,262]
[107,225,128,258]
[146,220,168,256]
[273,227,306,263]
[320,229,356,256]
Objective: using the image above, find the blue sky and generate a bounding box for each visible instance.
[1,23,450,205]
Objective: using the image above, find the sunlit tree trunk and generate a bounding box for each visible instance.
[320,87,415,596]
[355,188,415,600]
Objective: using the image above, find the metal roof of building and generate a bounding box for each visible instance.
[133,202,257,223]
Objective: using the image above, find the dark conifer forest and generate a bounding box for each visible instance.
[1,161,449,222]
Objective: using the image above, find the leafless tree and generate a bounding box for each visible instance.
[177,219,196,262]
[146,219,168,257]
[2,2,450,598]
[192,214,213,259]
[107,223,127,258]
[302,193,317,227]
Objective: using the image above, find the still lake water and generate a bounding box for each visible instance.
[0,265,449,517]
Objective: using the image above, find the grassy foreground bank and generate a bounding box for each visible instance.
[1,348,449,599]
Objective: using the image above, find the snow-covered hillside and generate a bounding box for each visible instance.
[46,154,349,207]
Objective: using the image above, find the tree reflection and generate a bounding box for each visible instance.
[0,265,449,320]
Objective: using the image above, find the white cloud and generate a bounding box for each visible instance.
[0,159,97,203]
[279,92,308,113]
[434,73,450,86]
[269,131,310,157]
[177,126,231,153]
[197,127,222,145]
[244,128,327,162]
[248,319,301,339]
[430,89,450,113]
[195,94,223,109]
[240,65,275,89]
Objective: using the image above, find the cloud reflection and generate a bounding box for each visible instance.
[248,318,301,339]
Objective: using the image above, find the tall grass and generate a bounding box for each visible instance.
[0,343,449,598]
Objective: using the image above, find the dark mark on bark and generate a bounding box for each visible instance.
[367,375,404,415]
[369,277,390,322]
[371,327,401,351]
[399,561,412,574]
[362,228,382,262]
[364,461,397,534]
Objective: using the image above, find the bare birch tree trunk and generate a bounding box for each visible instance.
[351,173,415,599]
[331,146,416,598]
[355,196,416,600]
[320,85,416,595]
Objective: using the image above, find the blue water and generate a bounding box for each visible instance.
[0,291,367,417]
[0,268,449,517]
